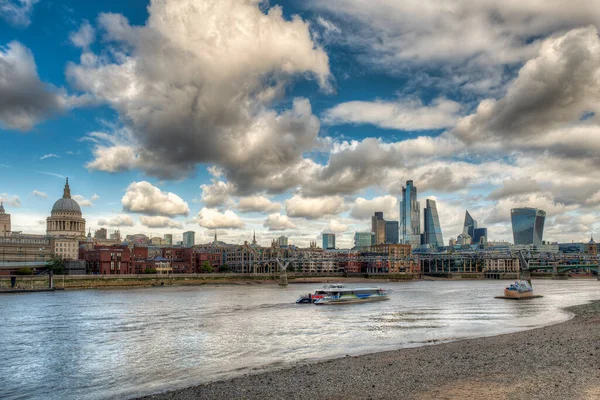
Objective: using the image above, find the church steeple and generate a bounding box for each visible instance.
[252,230,257,245]
[0,202,4,214]
[214,229,217,243]
[63,178,71,199]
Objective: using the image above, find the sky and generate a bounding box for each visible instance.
[1,0,600,247]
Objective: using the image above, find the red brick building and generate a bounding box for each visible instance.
[83,245,131,274]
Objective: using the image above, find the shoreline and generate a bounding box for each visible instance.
[138,300,600,400]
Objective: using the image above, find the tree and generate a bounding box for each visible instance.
[201,261,213,273]
[144,267,157,274]
[219,263,230,273]
[47,256,65,275]
[15,267,33,275]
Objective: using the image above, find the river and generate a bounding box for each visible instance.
[1,279,599,399]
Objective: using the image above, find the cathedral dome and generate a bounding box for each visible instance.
[51,178,82,214]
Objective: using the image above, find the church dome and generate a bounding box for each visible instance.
[51,178,81,214]
[52,197,81,213]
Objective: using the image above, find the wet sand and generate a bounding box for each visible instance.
[138,300,600,400]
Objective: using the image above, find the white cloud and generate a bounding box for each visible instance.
[121,181,189,216]
[31,190,46,199]
[0,193,21,207]
[238,196,281,213]
[72,194,94,207]
[40,154,59,160]
[285,195,345,219]
[350,195,399,220]
[90,194,100,201]
[71,0,331,190]
[487,178,542,201]
[197,208,244,229]
[0,0,38,28]
[264,213,296,231]
[69,20,95,48]
[200,180,235,208]
[98,214,134,227]
[139,215,183,229]
[326,219,348,233]
[323,97,461,131]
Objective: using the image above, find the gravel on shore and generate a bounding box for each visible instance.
[139,301,600,400]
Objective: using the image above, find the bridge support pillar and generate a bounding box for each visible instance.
[552,265,559,279]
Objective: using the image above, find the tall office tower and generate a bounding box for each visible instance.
[472,228,488,244]
[385,221,399,244]
[183,231,196,248]
[94,228,107,239]
[511,208,546,245]
[322,233,336,249]
[354,232,375,249]
[277,236,288,247]
[371,211,386,245]
[463,211,477,237]
[400,180,421,246]
[423,199,444,248]
[163,234,173,245]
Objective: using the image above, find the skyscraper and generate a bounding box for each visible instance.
[371,211,386,245]
[463,211,477,238]
[322,233,336,249]
[354,232,375,249]
[385,221,399,244]
[400,180,420,246]
[422,199,444,248]
[511,208,546,245]
[183,231,195,247]
[164,234,173,245]
[472,228,487,244]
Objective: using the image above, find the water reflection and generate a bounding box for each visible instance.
[1,280,598,400]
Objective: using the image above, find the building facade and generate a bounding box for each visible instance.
[277,236,288,247]
[46,179,86,238]
[183,231,195,248]
[385,221,399,244]
[354,232,375,249]
[322,233,336,250]
[0,234,53,274]
[163,234,173,245]
[0,202,10,237]
[422,199,444,248]
[511,208,546,245]
[94,228,107,239]
[463,211,477,238]
[371,212,386,245]
[473,228,487,244]
[400,180,421,246]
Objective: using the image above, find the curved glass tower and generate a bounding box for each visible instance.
[423,199,444,248]
[511,208,546,245]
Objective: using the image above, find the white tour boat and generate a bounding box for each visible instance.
[297,284,389,305]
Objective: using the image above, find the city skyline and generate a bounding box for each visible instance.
[1,1,599,247]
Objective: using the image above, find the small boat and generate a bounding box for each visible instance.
[503,280,533,299]
[296,284,346,304]
[313,286,389,305]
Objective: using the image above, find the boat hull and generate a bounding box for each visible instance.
[314,295,389,305]
[503,288,533,298]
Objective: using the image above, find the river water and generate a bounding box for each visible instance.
[1,279,599,399]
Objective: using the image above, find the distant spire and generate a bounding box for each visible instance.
[0,201,4,214]
[63,178,71,199]
[252,230,257,245]
[214,229,217,243]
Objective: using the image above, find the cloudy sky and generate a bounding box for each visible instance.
[1,0,599,247]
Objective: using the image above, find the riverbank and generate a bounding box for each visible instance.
[139,300,600,400]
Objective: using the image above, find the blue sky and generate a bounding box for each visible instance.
[1,0,600,247]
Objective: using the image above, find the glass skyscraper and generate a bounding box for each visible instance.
[400,180,420,246]
[385,221,399,244]
[472,228,487,244]
[463,211,477,237]
[371,212,386,245]
[354,232,375,249]
[423,199,444,248]
[322,233,336,249]
[511,208,546,245]
[183,231,195,248]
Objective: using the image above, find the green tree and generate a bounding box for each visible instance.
[219,263,230,273]
[144,267,157,274]
[201,261,213,273]
[16,267,33,275]
[47,256,65,275]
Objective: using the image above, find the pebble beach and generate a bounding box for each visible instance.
[139,300,600,400]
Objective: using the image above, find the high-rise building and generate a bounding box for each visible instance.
[385,221,399,244]
[164,234,173,245]
[277,236,288,247]
[110,230,121,241]
[371,211,386,245]
[94,228,107,239]
[511,208,546,245]
[354,232,375,249]
[322,233,336,250]
[400,180,421,246]
[0,202,10,237]
[473,228,487,244]
[423,199,444,248]
[183,231,196,248]
[463,211,477,237]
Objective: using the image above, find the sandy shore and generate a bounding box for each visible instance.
[139,300,600,400]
